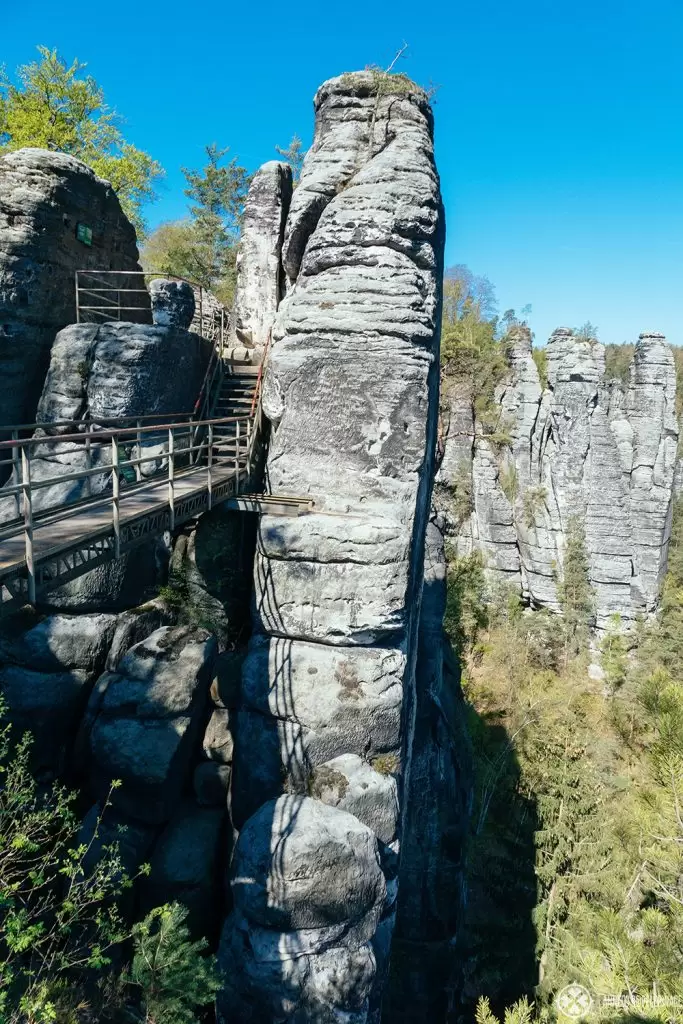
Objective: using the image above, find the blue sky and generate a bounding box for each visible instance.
[4,0,683,346]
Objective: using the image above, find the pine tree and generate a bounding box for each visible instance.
[275,134,305,185]
[557,515,595,662]
[131,902,220,1023]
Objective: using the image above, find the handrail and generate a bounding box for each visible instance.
[250,328,273,417]
[0,414,251,453]
[1,411,195,434]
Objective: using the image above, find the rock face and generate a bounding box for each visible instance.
[440,328,678,627]
[0,148,145,432]
[217,796,386,1022]
[87,625,216,824]
[230,160,292,358]
[385,517,471,1020]
[221,70,444,1021]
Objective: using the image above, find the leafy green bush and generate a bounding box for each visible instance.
[0,705,220,1023]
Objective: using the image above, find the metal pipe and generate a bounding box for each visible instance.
[21,447,35,604]
[207,422,213,510]
[112,438,120,559]
[168,428,175,531]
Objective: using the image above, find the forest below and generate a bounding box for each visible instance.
[442,269,683,1023]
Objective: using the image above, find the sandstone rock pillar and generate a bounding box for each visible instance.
[218,71,445,1021]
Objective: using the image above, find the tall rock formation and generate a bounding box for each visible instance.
[218,70,445,1021]
[230,160,292,359]
[0,148,146,432]
[440,328,678,627]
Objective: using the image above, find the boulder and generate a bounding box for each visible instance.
[231,796,385,932]
[0,612,117,770]
[202,707,234,764]
[88,626,216,824]
[149,278,195,329]
[217,912,376,1024]
[230,161,292,356]
[0,148,146,435]
[307,754,399,845]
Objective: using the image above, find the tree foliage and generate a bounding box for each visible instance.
[142,144,250,306]
[557,515,595,661]
[0,702,219,1022]
[275,134,305,186]
[131,903,220,1024]
[450,499,683,1020]
[440,265,531,435]
[0,47,163,235]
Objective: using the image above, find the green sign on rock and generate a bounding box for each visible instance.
[76,222,93,246]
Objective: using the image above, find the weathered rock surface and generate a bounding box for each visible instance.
[442,328,678,627]
[231,161,292,357]
[0,148,145,433]
[149,278,195,329]
[0,612,117,770]
[385,517,472,1020]
[223,70,444,1020]
[217,796,385,1023]
[87,626,216,824]
[140,801,225,936]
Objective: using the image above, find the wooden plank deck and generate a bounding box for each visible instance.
[0,463,240,579]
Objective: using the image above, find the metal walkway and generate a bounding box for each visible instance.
[0,308,312,613]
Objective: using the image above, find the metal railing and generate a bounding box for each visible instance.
[74,270,229,345]
[0,411,258,604]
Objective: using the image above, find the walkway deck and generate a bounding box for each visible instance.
[0,461,247,610]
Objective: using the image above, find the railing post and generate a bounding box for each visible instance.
[84,422,92,497]
[168,428,175,531]
[246,419,252,476]
[235,420,240,477]
[21,447,36,604]
[75,271,80,324]
[207,422,213,511]
[111,438,121,559]
[135,419,142,481]
[11,430,20,518]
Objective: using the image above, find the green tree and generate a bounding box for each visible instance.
[574,321,599,343]
[140,220,202,282]
[557,515,594,661]
[440,266,509,433]
[143,144,250,306]
[275,134,305,185]
[0,699,220,1022]
[0,47,163,235]
[131,903,220,1023]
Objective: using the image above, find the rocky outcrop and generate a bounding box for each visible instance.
[441,328,678,627]
[0,148,145,433]
[0,611,116,771]
[230,161,292,358]
[221,70,444,1021]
